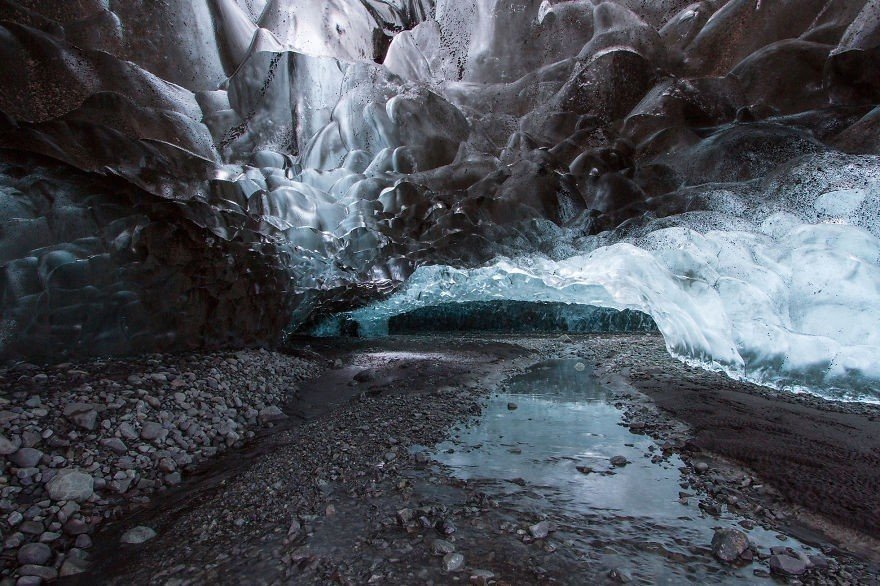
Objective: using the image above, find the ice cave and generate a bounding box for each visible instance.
[1,1,879,583]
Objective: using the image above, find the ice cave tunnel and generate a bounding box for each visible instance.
[4,2,880,584]
[1,0,879,400]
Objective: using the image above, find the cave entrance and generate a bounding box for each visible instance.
[318,300,657,337]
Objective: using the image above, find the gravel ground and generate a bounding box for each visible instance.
[3,334,879,585]
[0,349,322,583]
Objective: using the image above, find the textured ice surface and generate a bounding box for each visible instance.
[1,1,879,400]
[342,220,880,400]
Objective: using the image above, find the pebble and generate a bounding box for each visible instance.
[0,433,20,455]
[100,437,128,455]
[139,421,165,441]
[507,402,518,410]
[46,470,94,502]
[470,569,495,585]
[442,552,465,572]
[610,455,628,467]
[17,543,51,565]
[529,520,552,539]
[431,539,456,555]
[711,528,750,563]
[121,526,157,544]
[769,553,808,576]
[9,448,43,468]
[258,406,287,423]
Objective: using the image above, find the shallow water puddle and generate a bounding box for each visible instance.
[431,359,816,583]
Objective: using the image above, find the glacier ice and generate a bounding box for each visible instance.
[0,0,879,400]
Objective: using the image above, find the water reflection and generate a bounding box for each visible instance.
[432,359,815,584]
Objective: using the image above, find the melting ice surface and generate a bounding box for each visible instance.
[431,360,818,583]
[342,217,880,402]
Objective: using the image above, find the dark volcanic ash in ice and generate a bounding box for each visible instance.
[1,1,879,398]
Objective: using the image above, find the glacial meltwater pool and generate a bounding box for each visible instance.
[429,359,818,583]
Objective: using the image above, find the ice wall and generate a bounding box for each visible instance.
[0,1,878,398]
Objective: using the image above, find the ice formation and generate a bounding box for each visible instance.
[1,1,879,399]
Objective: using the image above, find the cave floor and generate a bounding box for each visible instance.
[79,334,880,585]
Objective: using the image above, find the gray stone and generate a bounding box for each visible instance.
[121,525,156,544]
[470,569,495,586]
[60,556,89,577]
[711,528,750,563]
[16,576,43,586]
[118,423,138,440]
[258,406,287,423]
[0,434,19,455]
[769,554,808,576]
[694,462,709,473]
[507,402,518,410]
[9,448,43,468]
[64,518,89,535]
[431,539,456,555]
[99,438,128,455]
[19,521,44,535]
[610,455,628,467]
[139,421,165,441]
[17,543,51,565]
[46,470,94,502]
[18,565,58,580]
[442,552,465,572]
[75,534,93,548]
[64,403,99,431]
[529,520,552,539]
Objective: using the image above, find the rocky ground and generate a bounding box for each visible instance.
[2,334,879,585]
[0,349,322,583]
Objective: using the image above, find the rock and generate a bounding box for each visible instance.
[0,434,20,455]
[64,518,89,535]
[75,534,92,548]
[139,421,165,441]
[16,576,43,586]
[60,556,89,577]
[9,448,43,468]
[121,526,157,544]
[18,565,58,580]
[99,438,128,455]
[711,528,750,563]
[432,539,456,555]
[118,423,138,440]
[353,369,376,383]
[694,462,709,473]
[258,406,287,423]
[470,569,495,585]
[396,508,414,525]
[608,567,631,583]
[507,402,518,410]
[19,521,43,535]
[529,520,552,539]
[610,455,628,467]
[64,403,99,431]
[436,518,456,536]
[46,470,94,502]
[17,543,51,565]
[442,552,465,572]
[769,554,808,576]
[576,465,593,474]
[38,531,61,543]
